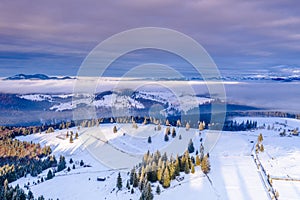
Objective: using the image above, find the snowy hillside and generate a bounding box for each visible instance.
[10,117,300,199]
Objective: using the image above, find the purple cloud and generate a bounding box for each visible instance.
[0,0,299,76]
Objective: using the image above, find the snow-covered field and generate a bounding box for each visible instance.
[11,117,300,200]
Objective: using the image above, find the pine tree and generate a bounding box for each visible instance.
[184,159,190,174]
[176,119,181,127]
[126,180,130,189]
[191,164,195,174]
[156,185,161,195]
[141,182,153,200]
[116,172,122,190]
[69,135,73,143]
[186,122,190,131]
[133,172,139,188]
[195,155,201,166]
[201,155,211,174]
[260,144,264,152]
[157,167,163,183]
[157,124,161,131]
[113,126,118,133]
[28,190,34,200]
[150,162,158,182]
[165,127,171,135]
[200,143,204,161]
[258,133,263,143]
[172,128,176,138]
[57,155,66,171]
[148,136,152,144]
[164,134,169,142]
[46,170,53,180]
[199,122,205,131]
[165,119,170,126]
[188,139,195,153]
[169,163,176,180]
[130,168,135,185]
[162,167,171,188]
[80,160,84,166]
[174,156,180,176]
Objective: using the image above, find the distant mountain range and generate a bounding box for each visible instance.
[4,74,74,80]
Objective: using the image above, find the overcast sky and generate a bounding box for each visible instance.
[0,0,299,77]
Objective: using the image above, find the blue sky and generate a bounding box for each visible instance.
[0,0,299,77]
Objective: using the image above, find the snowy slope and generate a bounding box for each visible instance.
[10,117,300,200]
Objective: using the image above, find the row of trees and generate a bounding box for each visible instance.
[0,180,48,200]
[222,120,257,131]
[0,154,66,186]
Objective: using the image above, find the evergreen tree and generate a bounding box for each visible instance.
[150,163,157,182]
[188,139,195,153]
[184,159,190,174]
[140,182,153,200]
[157,167,163,183]
[156,185,161,195]
[174,156,180,176]
[186,122,190,131]
[46,170,53,180]
[57,155,66,172]
[176,119,181,127]
[260,144,264,152]
[258,133,263,143]
[157,124,161,131]
[165,127,171,135]
[69,135,73,143]
[80,160,84,166]
[126,180,130,189]
[164,134,169,142]
[133,172,139,188]
[130,168,135,185]
[191,164,195,174]
[171,128,176,138]
[201,155,211,174]
[148,136,152,144]
[199,122,205,131]
[116,172,122,190]
[170,163,176,180]
[200,143,204,161]
[165,119,170,126]
[162,167,170,188]
[27,190,34,200]
[195,155,201,166]
[113,126,118,133]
